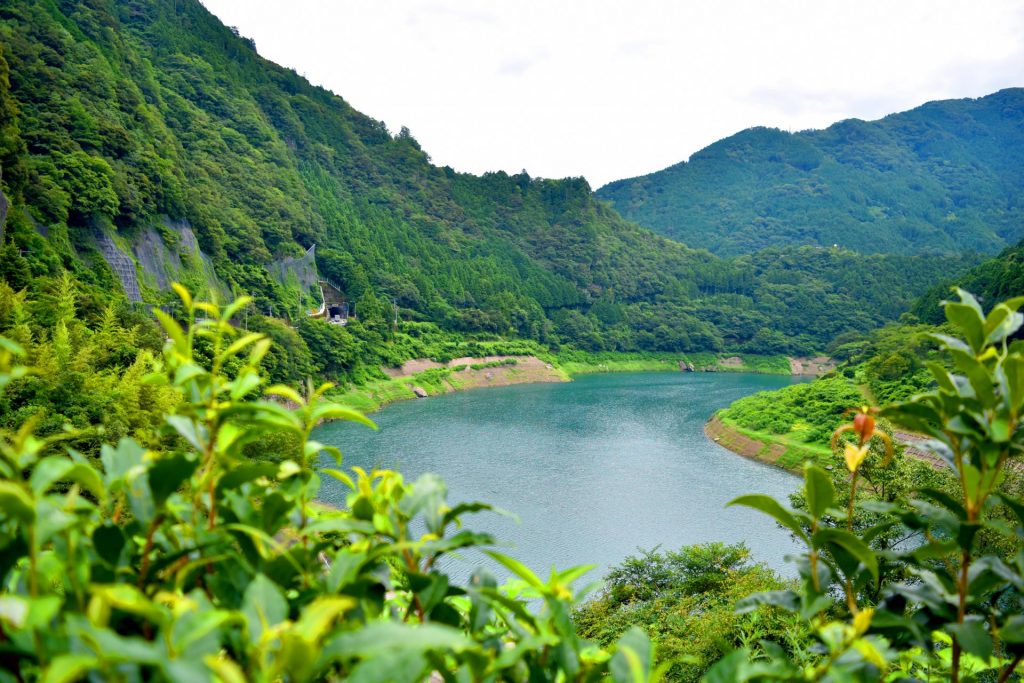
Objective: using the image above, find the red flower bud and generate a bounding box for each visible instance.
[853,413,875,444]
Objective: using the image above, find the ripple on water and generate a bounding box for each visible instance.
[315,372,805,581]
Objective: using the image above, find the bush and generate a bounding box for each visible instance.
[0,288,657,682]
[713,290,1024,681]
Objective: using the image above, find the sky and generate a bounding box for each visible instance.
[200,0,1024,188]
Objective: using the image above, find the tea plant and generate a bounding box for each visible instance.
[0,286,658,682]
[710,289,1024,681]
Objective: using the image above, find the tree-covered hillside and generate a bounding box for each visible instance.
[597,90,1024,257]
[911,239,1024,324]
[0,0,974,356]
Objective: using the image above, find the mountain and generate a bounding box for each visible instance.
[0,0,975,357]
[596,90,1024,257]
[910,238,1024,324]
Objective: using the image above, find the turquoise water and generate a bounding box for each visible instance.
[315,372,803,581]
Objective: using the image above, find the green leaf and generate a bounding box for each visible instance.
[949,348,995,407]
[242,574,288,644]
[803,464,834,520]
[0,595,29,629]
[984,305,1024,346]
[1000,614,1024,644]
[100,438,146,486]
[484,551,545,589]
[812,528,878,580]
[165,415,205,451]
[947,617,993,660]
[292,596,354,641]
[0,482,34,522]
[222,332,264,360]
[734,590,800,614]
[610,627,653,683]
[326,549,368,593]
[93,524,126,566]
[321,621,474,659]
[148,453,197,508]
[153,308,187,352]
[40,655,98,683]
[727,494,808,543]
[310,402,377,429]
[346,652,429,683]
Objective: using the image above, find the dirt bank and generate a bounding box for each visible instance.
[704,415,797,474]
[789,356,837,376]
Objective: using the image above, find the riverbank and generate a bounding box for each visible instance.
[331,350,834,415]
[330,355,569,413]
[558,352,802,377]
[704,414,827,474]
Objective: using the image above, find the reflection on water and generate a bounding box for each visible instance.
[316,372,804,581]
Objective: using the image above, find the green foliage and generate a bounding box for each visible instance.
[720,376,864,447]
[0,0,974,357]
[913,239,1024,324]
[0,289,661,682]
[711,290,1024,681]
[574,544,802,683]
[598,91,1024,257]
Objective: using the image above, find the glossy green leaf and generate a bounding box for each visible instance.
[727,494,808,543]
[610,627,652,683]
[40,655,98,683]
[804,464,835,520]
[0,482,34,523]
[484,551,545,589]
[242,574,288,644]
[812,528,878,580]
[946,617,993,660]
[148,453,197,508]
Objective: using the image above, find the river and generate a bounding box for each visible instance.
[315,371,804,581]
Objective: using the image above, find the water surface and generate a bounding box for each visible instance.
[316,372,802,580]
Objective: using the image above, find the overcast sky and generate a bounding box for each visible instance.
[200,0,1024,188]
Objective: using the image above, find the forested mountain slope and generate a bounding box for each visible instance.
[597,89,1024,257]
[0,0,974,355]
[910,239,1024,323]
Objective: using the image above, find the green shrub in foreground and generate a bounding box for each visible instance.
[711,289,1024,681]
[0,286,658,682]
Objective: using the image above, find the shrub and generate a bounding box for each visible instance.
[0,287,657,682]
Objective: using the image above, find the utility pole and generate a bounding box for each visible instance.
[392,298,398,336]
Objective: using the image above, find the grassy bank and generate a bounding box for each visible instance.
[557,351,792,376]
[706,414,828,472]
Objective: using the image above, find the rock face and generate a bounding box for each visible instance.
[269,244,318,292]
[94,230,142,302]
[679,360,695,372]
[789,356,837,377]
[411,386,428,398]
[132,217,222,296]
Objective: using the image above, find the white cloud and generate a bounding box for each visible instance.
[201,0,1024,187]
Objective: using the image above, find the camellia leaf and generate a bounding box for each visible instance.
[610,627,653,683]
[804,464,835,520]
[242,574,288,644]
[946,617,993,661]
[148,453,197,508]
[0,482,35,523]
[812,528,878,580]
[727,494,808,543]
[485,551,545,589]
[40,654,98,683]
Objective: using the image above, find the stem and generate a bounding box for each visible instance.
[997,653,1023,683]
[951,548,971,683]
[137,514,165,590]
[847,470,860,532]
